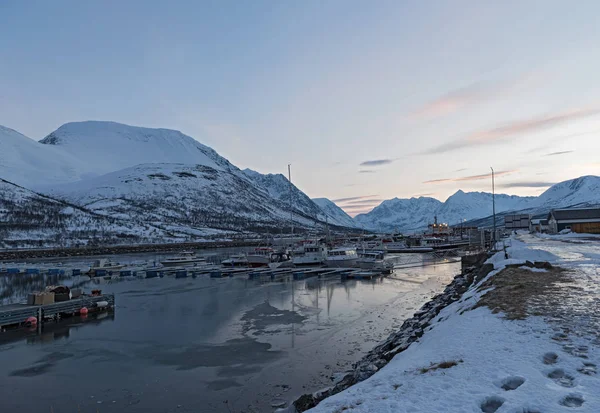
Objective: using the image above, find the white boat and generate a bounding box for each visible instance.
[383,241,408,253]
[221,254,249,267]
[325,247,359,268]
[292,243,327,266]
[246,247,275,268]
[357,251,394,273]
[89,258,125,275]
[160,251,208,267]
[268,251,294,269]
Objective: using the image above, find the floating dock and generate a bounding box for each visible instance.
[0,293,115,330]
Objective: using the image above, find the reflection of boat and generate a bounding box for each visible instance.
[325,247,358,268]
[160,251,207,267]
[357,251,394,273]
[292,243,327,266]
[221,254,249,267]
[246,248,275,267]
[89,259,125,275]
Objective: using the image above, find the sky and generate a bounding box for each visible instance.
[2,0,600,216]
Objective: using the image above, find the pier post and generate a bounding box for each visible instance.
[37,307,43,334]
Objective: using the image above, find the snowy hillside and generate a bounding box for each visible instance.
[533,175,600,209]
[39,121,238,179]
[0,178,176,248]
[51,163,327,235]
[354,197,443,233]
[312,198,357,228]
[0,125,86,187]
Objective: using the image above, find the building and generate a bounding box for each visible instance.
[504,214,531,230]
[547,208,600,234]
[529,218,549,233]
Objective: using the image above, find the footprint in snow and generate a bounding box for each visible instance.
[480,396,504,413]
[542,352,558,365]
[547,368,575,388]
[577,362,597,376]
[560,393,585,408]
[500,376,525,391]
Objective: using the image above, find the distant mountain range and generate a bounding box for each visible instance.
[1,120,599,247]
[355,176,600,232]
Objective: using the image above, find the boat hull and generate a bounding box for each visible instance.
[325,258,358,268]
[161,259,207,267]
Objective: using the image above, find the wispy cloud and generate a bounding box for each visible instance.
[454,168,468,172]
[332,195,378,203]
[545,150,574,156]
[359,170,375,173]
[413,193,435,197]
[360,159,395,167]
[498,181,555,188]
[343,198,383,205]
[410,83,485,118]
[423,170,517,184]
[423,108,600,154]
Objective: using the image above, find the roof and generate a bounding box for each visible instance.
[530,219,548,225]
[549,208,600,221]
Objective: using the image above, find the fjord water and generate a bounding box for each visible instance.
[0,256,458,412]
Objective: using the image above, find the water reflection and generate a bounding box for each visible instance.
[0,255,459,412]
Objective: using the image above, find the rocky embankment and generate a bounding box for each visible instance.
[292,252,494,412]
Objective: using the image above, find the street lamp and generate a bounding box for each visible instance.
[490,166,496,249]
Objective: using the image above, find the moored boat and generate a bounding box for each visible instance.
[292,243,328,266]
[88,258,125,276]
[357,250,394,273]
[221,254,249,267]
[325,247,359,268]
[160,251,208,267]
[246,247,275,267]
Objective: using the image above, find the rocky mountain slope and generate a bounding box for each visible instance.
[311,198,357,228]
[0,178,178,248]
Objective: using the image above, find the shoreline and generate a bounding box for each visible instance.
[290,252,493,412]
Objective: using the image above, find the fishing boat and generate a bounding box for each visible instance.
[325,247,359,268]
[292,243,328,266]
[246,247,275,267]
[357,250,394,273]
[268,251,293,269]
[221,254,249,267]
[89,258,125,276]
[160,251,208,267]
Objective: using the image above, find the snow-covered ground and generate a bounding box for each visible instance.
[306,234,600,412]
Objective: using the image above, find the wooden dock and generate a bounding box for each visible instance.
[0,294,115,330]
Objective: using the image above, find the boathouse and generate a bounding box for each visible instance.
[547,207,600,234]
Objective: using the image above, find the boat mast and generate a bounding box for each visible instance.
[288,164,294,235]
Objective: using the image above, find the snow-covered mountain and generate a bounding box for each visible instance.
[533,175,600,209]
[0,125,86,187]
[242,169,356,228]
[50,163,325,234]
[355,176,600,232]
[435,190,535,225]
[39,121,239,180]
[0,178,179,248]
[312,198,357,228]
[354,197,443,233]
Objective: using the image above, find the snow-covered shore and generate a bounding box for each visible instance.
[298,235,600,412]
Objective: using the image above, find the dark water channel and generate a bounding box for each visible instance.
[0,254,458,412]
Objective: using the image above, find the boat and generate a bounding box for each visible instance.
[357,250,394,273]
[221,254,249,267]
[246,247,275,267]
[160,251,208,267]
[325,247,359,268]
[268,251,293,269]
[292,243,328,266]
[88,259,125,276]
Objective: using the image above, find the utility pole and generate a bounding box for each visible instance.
[288,164,294,236]
[490,166,496,250]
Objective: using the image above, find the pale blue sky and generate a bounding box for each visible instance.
[2,1,600,215]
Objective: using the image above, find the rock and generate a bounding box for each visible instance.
[533,261,553,269]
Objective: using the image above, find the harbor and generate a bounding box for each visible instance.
[0,245,461,412]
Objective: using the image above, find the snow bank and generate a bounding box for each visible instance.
[306,238,599,412]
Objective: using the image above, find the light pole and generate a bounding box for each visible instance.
[490,166,496,249]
